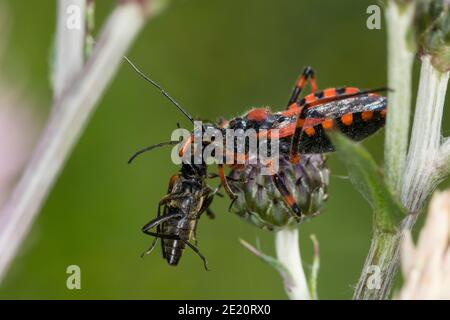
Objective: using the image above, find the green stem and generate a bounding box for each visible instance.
[352,230,402,300]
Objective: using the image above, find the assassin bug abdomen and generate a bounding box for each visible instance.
[139,163,217,269]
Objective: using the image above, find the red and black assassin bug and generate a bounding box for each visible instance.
[126,58,387,243]
[175,67,387,217]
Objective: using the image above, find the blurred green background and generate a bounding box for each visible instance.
[0,0,449,299]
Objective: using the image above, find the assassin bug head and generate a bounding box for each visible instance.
[125,56,198,164]
[125,57,225,165]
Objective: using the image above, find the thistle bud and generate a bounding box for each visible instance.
[415,0,450,72]
[229,154,329,231]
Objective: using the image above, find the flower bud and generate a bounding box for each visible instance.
[229,154,329,230]
[415,0,450,72]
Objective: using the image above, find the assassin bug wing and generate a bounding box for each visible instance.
[273,87,387,139]
[304,94,386,119]
[297,87,361,107]
[296,94,387,154]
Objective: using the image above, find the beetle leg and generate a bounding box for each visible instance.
[183,240,209,271]
[141,238,159,257]
[142,231,180,240]
[141,212,182,233]
[206,208,216,219]
[140,231,181,258]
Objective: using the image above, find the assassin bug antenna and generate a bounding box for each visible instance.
[128,140,179,164]
[123,56,194,124]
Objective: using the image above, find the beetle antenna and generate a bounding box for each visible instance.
[124,56,194,124]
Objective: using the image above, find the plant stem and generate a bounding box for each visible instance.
[353,230,401,299]
[309,234,320,300]
[354,56,449,299]
[383,0,415,195]
[275,228,310,300]
[401,56,450,212]
[0,0,166,283]
[438,138,450,172]
[85,0,96,57]
[53,0,86,99]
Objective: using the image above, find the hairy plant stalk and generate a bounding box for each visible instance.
[401,56,450,212]
[53,0,86,99]
[0,0,166,282]
[353,1,415,299]
[439,138,450,172]
[384,0,415,194]
[353,230,402,299]
[354,55,449,299]
[275,228,310,300]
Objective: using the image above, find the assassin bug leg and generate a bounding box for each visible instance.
[183,239,209,271]
[218,164,237,200]
[272,173,303,218]
[289,107,308,164]
[287,66,317,108]
[261,159,303,218]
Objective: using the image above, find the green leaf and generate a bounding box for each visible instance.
[239,239,295,290]
[329,132,405,232]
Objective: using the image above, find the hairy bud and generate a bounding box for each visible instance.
[229,154,329,230]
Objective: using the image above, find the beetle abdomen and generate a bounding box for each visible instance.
[162,216,196,266]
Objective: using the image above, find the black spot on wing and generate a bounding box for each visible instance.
[335,111,386,141]
[297,124,334,154]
